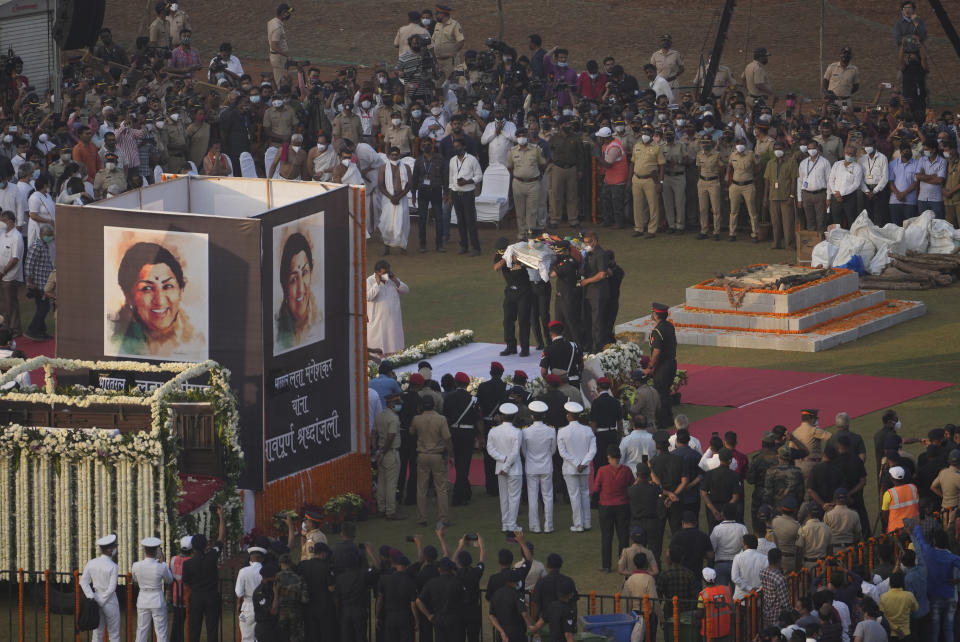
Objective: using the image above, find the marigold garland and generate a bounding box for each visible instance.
[692,267,852,295]
[673,300,913,335]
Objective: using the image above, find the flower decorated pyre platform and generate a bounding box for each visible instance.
[0,357,242,575]
[616,264,925,352]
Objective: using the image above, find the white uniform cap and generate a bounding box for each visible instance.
[97,534,118,547]
[499,402,519,415]
[889,466,905,480]
[595,127,612,138]
[247,546,268,555]
[141,537,162,547]
[180,535,193,550]
[564,401,584,414]
[528,400,548,413]
[702,567,717,582]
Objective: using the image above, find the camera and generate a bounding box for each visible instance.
[210,56,228,73]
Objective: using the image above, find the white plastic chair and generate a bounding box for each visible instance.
[264,146,280,178]
[475,162,510,224]
[239,152,256,177]
[187,161,198,175]
[153,165,163,184]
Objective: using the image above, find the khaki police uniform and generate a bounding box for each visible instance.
[631,141,665,234]
[167,10,191,43]
[507,143,546,236]
[548,131,581,225]
[262,106,296,147]
[267,16,289,84]
[661,140,687,231]
[823,62,861,99]
[93,167,127,198]
[694,63,737,98]
[332,112,363,147]
[727,150,759,238]
[792,420,831,478]
[373,409,402,517]
[696,147,723,235]
[395,23,430,58]
[771,514,801,573]
[382,124,414,156]
[431,18,465,80]
[650,49,684,89]
[410,409,452,524]
[742,60,770,105]
[824,504,861,552]
[796,519,832,572]
[763,157,798,249]
[148,17,171,49]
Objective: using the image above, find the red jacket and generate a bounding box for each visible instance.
[590,463,634,506]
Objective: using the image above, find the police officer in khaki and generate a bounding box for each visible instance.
[660,127,687,233]
[431,5,465,81]
[771,497,801,573]
[823,488,861,553]
[267,4,293,85]
[631,124,665,238]
[148,2,172,49]
[382,111,414,156]
[650,34,684,91]
[262,96,296,149]
[507,128,547,239]
[763,140,798,249]
[822,47,861,103]
[792,408,831,479]
[741,47,774,107]
[94,153,127,199]
[332,101,363,149]
[696,134,723,240]
[725,137,760,241]
[796,503,832,572]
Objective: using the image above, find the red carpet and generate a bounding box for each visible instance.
[14,335,55,386]
[679,364,835,408]
[687,370,953,452]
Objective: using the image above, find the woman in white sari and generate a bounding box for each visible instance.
[377,146,412,255]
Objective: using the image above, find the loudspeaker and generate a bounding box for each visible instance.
[52,0,106,49]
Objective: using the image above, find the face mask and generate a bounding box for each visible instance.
[703,126,713,133]
[361,100,372,109]
[640,135,651,144]
[807,148,818,157]
[31,169,39,180]
[798,145,807,154]
[614,125,625,133]
[864,146,874,155]
[137,96,147,105]
[155,121,165,129]
[301,521,309,533]
[272,100,284,108]
[391,118,401,127]
[60,153,70,161]
[894,420,902,430]
[170,3,179,10]
[675,119,685,127]
[38,133,48,143]
[378,76,387,85]
[247,95,260,104]
[316,143,327,151]
[476,108,489,119]
[292,145,302,152]
[341,158,351,167]
[657,114,667,122]
[581,244,592,253]
[557,61,568,68]
[562,109,573,117]
[735,144,746,153]
[517,137,528,146]
[844,154,856,163]
[923,150,933,157]
[774,149,785,158]
[344,105,353,111]
[181,38,191,46]
[2,135,11,144]
[431,106,442,116]
[411,109,422,118]
[170,113,180,122]
[42,235,53,243]
[945,152,952,159]
[588,73,597,80]
[106,162,116,170]
[421,18,431,26]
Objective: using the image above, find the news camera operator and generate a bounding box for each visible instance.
[397,34,437,105]
[207,42,244,88]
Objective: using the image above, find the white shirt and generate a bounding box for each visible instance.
[757,537,777,556]
[131,557,174,608]
[0,182,22,228]
[234,561,262,603]
[368,387,384,438]
[620,430,657,472]
[208,54,244,77]
[557,421,597,475]
[828,159,864,197]
[418,113,449,142]
[649,75,675,103]
[831,599,852,642]
[80,554,119,607]
[480,119,517,166]
[797,154,830,201]
[448,153,483,192]
[27,190,55,250]
[0,227,23,282]
[668,433,702,454]
[10,153,26,174]
[487,422,523,475]
[521,421,557,475]
[15,181,31,224]
[731,548,768,600]
[710,521,748,561]
[699,449,739,472]
[859,151,889,194]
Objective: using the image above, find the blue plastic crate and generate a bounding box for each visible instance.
[580,613,637,642]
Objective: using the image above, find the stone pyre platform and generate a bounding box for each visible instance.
[617,265,925,352]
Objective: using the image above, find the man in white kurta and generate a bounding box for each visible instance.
[354,142,385,233]
[487,402,524,532]
[557,402,597,532]
[80,534,121,642]
[522,400,557,533]
[233,546,265,642]
[378,149,412,250]
[366,262,409,354]
[131,537,174,642]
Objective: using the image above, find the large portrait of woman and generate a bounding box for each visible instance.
[273,212,325,355]
[103,227,209,361]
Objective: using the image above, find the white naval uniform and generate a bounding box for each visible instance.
[521,421,557,532]
[234,561,262,642]
[557,421,597,530]
[80,554,120,642]
[486,421,524,531]
[131,556,174,642]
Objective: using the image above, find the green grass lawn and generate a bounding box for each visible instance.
[361,223,960,600]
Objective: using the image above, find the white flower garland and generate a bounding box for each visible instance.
[367,329,474,377]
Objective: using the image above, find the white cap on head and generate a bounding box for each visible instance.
[97,534,118,547]
[528,400,548,413]
[180,535,193,550]
[889,466,905,480]
[595,127,612,138]
[499,402,519,415]
[141,537,162,547]
[702,567,717,582]
[564,401,584,414]
[247,546,268,555]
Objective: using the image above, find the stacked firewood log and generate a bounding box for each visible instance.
[860,252,960,290]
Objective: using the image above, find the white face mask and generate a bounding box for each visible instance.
[640,135,651,144]
[799,145,807,154]
[774,149,784,158]
[341,158,351,167]
[675,119,685,127]
[945,152,952,159]
[517,137,528,146]
[155,121,165,129]
[2,135,11,144]
[807,148,818,157]
[317,143,327,151]
[380,273,389,282]
[894,420,902,430]
[614,125,625,133]
[391,118,401,126]
[864,146,875,155]
[421,18,431,26]
[431,106,442,116]
[170,2,178,10]
[106,162,116,170]
[272,100,284,108]
[735,144,746,153]
[361,100,372,109]
[291,145,301,152]
[844,154,856,163]
[38,133,49,143]
[250,95,261,104]
[137,96,147,105]
[170,113,180,122]
[301,521,309,533]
